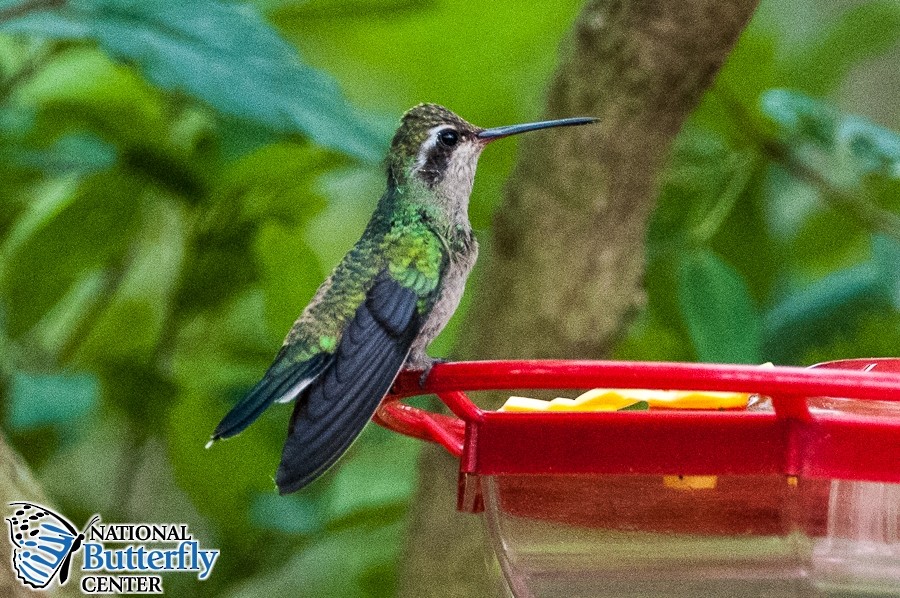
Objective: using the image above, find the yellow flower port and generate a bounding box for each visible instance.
[499,387,751,412]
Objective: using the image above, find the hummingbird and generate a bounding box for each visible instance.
[208,104,597,493]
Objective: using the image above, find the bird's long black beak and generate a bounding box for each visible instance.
[477,116,598,141]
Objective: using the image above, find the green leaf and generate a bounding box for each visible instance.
[676,250,762,363]
[1,170,143,338]
[796,311,900,366]
[642,254,687,340]
[250,493,323,535]
[648,129,753,251]
[224,520,405,598]
[255,222,324,335]
[219,142,337,225]
[13,132,117,174]
[76,196,186,363]
[788,205,870,279]
[713,29,779,114]
[16,47,172,149]
[324,428,419,526]
[0,0,385,161]
[765,263,883,339]
[762,257,894,363]
[837,116,900,178]
[709,169,780,305]
[760,90,900,183]
[28,269,107,359]
[760,89,837,148]
[98,361,178,424]
[0,175,79,270]
[619,400,649,411]
[6,370,98,430]
[612,311,694,362]
[873,234,900,288]
[173,219,261,316]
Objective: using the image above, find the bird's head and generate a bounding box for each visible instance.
[386,104,596,213]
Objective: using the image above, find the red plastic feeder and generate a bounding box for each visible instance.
[375,359,900,598]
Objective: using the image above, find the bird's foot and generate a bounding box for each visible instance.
[407,356,448,388]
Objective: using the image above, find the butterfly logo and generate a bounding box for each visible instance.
[5,502,99,589]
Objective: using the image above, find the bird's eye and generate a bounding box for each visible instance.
[438,129,459,147]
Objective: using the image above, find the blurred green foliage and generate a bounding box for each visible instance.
[0,0,897,596]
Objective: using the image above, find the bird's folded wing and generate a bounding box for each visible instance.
[213,351,332,441]
[277,274,421,494]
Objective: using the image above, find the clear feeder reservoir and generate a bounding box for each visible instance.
[375,359,900,598]
[483,474,900,597]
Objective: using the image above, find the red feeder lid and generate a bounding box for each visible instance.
[374,359,900,512]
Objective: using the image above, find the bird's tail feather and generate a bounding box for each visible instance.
[213,352,330,441]
[276,276,419,493]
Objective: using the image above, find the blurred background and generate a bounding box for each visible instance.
[0,0,898,596]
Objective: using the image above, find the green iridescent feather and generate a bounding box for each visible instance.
[278,192,446,367]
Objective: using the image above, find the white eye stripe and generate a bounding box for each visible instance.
[415,125,448,169]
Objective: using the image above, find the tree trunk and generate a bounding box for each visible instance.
[399,0,760,596]
[0,435,80,597]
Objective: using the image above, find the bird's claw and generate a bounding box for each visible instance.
[417,357,448,388]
